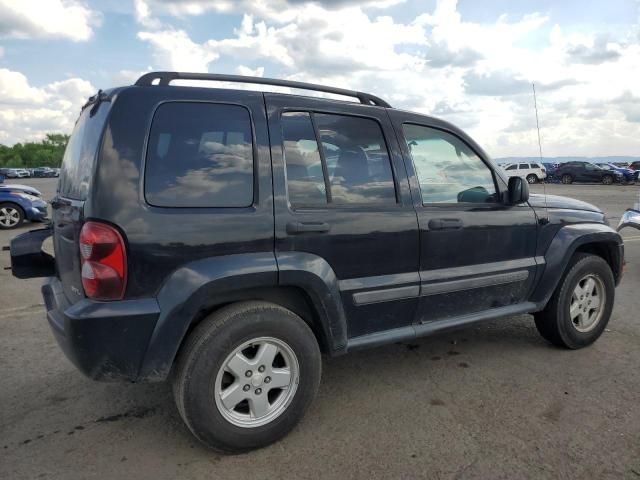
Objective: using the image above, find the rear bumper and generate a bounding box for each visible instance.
[43,277,160,382]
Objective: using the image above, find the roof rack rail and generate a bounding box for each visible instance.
[134,71,392,108]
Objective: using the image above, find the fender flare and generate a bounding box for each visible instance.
[531,223,623,307]
[137,251,349,381]
[138,252,278,381]
[276,251,348,354]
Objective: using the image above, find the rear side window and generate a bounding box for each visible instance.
[531,163,541,168]
[145,102,254,208]
[281,111,396,207]
[58,102,110,200]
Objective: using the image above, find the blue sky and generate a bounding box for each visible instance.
[1,0,639,157]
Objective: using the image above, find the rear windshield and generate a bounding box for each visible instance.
[58,102,110,200]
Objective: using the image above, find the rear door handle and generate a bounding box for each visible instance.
[286,221,330,234]
[428,218,463,230]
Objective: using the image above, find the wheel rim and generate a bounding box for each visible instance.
[0,207,20,227]
[527,175,536,184]
[569,274,606,333]
[603,176,612,185]
[214,336,299,428]
[562,175,570,184]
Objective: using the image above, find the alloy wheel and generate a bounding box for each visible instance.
[214,336,299,428]
[0,207,21,227]
[569,274,606,333]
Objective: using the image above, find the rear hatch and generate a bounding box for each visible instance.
[52,97,112,304]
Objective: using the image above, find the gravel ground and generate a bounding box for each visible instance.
[1,179,639,479]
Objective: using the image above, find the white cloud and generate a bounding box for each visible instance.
[134,0,162,29]
[236,65,265,77]
[0,69,95,145]
[2,0,640,157]
[130,0,640,156]
[0,0,100,41]
[137,29,218,72]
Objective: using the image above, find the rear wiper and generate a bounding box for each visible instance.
[81,89,110,117]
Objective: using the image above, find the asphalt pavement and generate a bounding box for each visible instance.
[1,179,639,479]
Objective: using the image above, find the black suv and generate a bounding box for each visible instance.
[555,161,622,185]
[11,72,624,453]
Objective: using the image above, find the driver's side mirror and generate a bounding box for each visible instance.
[507,176,529,205]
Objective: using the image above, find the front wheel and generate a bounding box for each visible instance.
[526,174,538,184]
[561,174,573,184]
[534,253,614,349]
[0,203,24,229]
[172,301,321,453]
[602,175,613,185]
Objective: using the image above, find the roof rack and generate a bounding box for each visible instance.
[134,71,392,108]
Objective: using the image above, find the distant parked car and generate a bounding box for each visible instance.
[0,168,20,179]
[0,184,48,229]
[599,163,638,183]
[628,161,640,171]
[14,168,30,178]
[542,162,559,177]
[555,161,622,185]
[502,162,547,184]
[32,167,56,178]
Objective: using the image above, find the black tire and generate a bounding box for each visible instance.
[561,174,573,184]
[172,301,321,454]
[534,253,614,349]
[602,175,613,185]
[526,174,538,184]
[0,203,24,229]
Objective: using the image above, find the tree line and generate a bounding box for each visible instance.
[0,134,70,168]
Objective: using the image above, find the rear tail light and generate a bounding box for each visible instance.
[79,221,127,300]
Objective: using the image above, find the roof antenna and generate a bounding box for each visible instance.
[532,82,549,220]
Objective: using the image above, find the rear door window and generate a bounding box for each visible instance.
[314,113,396,205]
[518,163,529,169]
[145,102,254,208]
[281,112,397,206]
[281,112,328,206]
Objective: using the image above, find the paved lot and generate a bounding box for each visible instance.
[1,179,639,479]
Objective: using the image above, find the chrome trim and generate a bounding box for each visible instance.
[352,285,420,305]
[420,270,530,297]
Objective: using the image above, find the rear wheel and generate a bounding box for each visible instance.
[534,253,614,349]
[526,174,538,184]
[0,203,24,229]
[173,301,321,453]
[602,175,613,185]
[561,174,573,184]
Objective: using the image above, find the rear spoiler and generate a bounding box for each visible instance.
[5,227,55,279]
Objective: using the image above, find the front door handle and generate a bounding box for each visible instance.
[286,221,330,234]
[428,218,463,230]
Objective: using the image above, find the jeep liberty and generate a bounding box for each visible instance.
[10,72,624,453]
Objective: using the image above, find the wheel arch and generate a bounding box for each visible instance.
[531,223,623,308]
[137,252,346,382]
